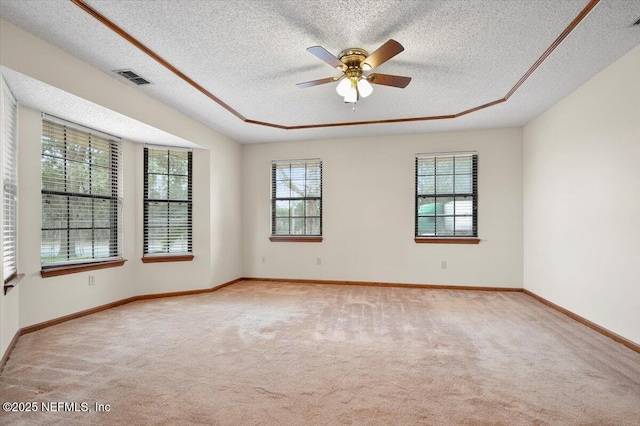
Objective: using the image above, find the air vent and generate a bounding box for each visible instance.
[113,69,152,85]
[632,16,640,27]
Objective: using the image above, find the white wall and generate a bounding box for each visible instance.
[0,19,243,356]
[523,45,640,344]
[209,141,243,287]
[242,128,523,287]
[0,287,18,361]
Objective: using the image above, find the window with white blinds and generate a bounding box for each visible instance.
[271,159,322,236]
[415,152,478,237]
[41,116,122,267]
[143,147,192,255]
[3,81,18,282]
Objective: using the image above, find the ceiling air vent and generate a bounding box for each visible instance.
[114,69,152,85]
[631,16,640,27]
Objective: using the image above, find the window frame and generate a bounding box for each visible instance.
[2,78,23,291]
[270,159,323,242]
[414,151,479,244]
[142,146,193,260]
[40,116,124,272]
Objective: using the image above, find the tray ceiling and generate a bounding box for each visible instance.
[1,0,639,143]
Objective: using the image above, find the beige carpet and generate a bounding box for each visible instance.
[1,280,639,425]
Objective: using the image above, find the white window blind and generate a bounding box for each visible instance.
[3,81,18,281]
[415,151,478,237]
[271,159,322,236]
[41,116,123,267]
[143,146,192,255]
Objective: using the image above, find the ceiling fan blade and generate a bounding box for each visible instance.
[367,73,412,88]
[363,39,404,70]
[306,46,344,69]
[296,77,338,89]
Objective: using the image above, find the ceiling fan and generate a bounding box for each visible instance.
[296,39,411,106]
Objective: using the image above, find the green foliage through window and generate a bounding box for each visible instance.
[271,159,322,236]
[143,147,192,255]
[41,118,122,266]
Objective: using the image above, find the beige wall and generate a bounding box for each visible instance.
[523,45,640,344]
[242,128,524,287]
[0,19,243,358]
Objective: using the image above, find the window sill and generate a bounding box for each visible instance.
[415,237,480,244]
[269,236,323,243]
[41,259,126,278]
[141,254,194,263]
[4,273,25,295]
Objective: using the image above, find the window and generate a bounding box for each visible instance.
[3,80,18,282]
[415,152,478,239]
[41,116,122,268]
[143,146,192,257]
[271,159,322,239]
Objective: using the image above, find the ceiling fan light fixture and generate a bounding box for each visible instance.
[336,78,351,96]
[344,86,358,103]
[357,78,373,98]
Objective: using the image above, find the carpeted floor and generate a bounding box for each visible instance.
[1,280,639,425]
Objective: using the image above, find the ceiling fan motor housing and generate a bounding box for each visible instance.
[338,48,370,84]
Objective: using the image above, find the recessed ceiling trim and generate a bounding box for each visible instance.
[504,0,601,100]
[70,0,601,131]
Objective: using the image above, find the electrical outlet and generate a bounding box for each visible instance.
[261,257,266,264]
[88,275,96,286]
[316,257,322,266]
[441,261,447,270]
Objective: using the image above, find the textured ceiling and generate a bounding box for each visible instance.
[0,0,639,144]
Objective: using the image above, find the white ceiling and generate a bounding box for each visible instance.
[0,0,639,144]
